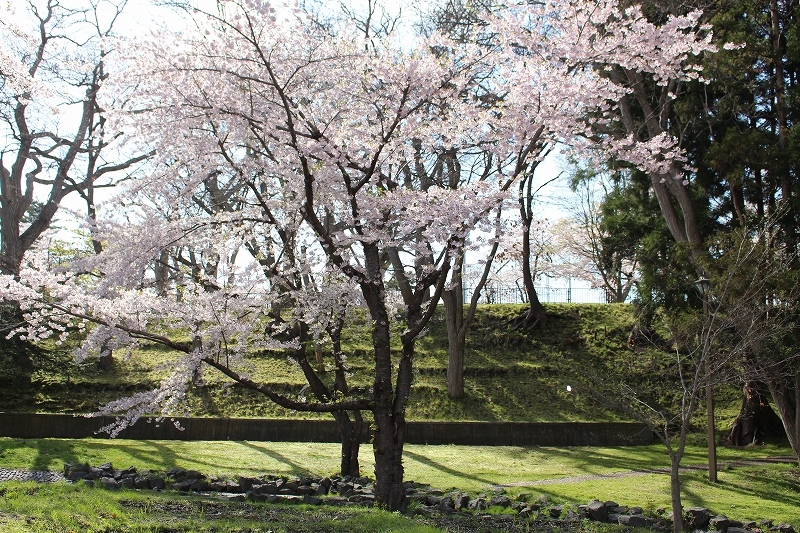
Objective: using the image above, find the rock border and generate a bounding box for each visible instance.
[31,462,786,533]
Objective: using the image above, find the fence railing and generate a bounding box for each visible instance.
[462,283,612,304]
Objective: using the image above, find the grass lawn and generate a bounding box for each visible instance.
[0,482,446,533]
[1,437,798,529]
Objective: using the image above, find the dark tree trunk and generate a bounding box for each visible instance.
[329,317,362,478]
[444,234,501,399]
[334,411,363,477]
[443,283,465,399]
[0,303,36,369]
[361,244,408,511]
[370,330,408,511]
[98,351,114,371]
[511,230,547,329]
[767,372,800,465]
[728,382,786,446]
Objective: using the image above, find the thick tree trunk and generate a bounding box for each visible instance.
[767,373,800,465]
[334,411,363,477]
[362,244,408,511]
[372,401,407,511]
[374,334,415,511]
[728,382,786,446]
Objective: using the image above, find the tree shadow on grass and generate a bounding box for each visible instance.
[0,437,83,473]
[239,441,315,477]
[403,449,497,486]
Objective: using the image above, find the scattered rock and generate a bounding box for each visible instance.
[618,514,654,528]
[24,461,797,533]
[686,507,712,530]
[586,500,608,522]
[710,514,731,531]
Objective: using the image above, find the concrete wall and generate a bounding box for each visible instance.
[0,413,654,446]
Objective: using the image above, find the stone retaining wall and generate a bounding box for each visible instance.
[0,413,654,446]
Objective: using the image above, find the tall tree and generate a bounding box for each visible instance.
[0,0,150,366]
[0,0,150,277]
[0,0,714,511]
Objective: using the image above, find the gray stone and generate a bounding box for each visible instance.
[134,477,150,489]
[349,494,375,505]
[586,500,609,522]
[440,496,454,510]
[100,476,119,490]
[237,476,257,492]
[777,524,796,533]
[618,514,655,528]
[170,481,193,491]
[303,494,323,505]
[687,507,712,530]
[64,462,89,481]
[454,493,470,511]
[489,495,511,508]
[253,483,278,495]
[119,477,135,489]
[225,494,246,502]
[149,477,165,490]
[276,495,304,504]
[337,482,354,497]
[468,498,487,511]
[166,468,186,479]
[426,494,442,506]
[728,527,757,533]
[549,504,565,518]
[190,480,210,491]
[629,506,644,515]
[710,515,731,530]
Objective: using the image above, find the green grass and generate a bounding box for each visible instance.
[0,482,445,532]
[1,437,797,526]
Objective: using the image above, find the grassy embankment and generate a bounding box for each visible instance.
[0,303,744,427]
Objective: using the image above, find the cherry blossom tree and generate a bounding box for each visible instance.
[1,0,717,512]
[490,0,717,239]
[0,0,151,366]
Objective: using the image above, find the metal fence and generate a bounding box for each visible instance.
[463,283,612,304]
